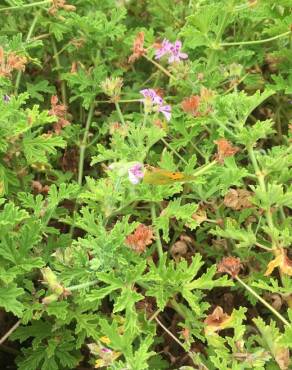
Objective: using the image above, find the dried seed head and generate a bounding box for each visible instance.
[217,256,242,278]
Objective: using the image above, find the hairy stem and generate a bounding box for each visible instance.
[67,280,98,291]
[161,137,188,165]
[78,102,95,185]
[151,203,164,261]
[114,101,126,125]
[0,0,51,12]
[236,276,290,326]
[247,146,275,244]
[51,37,67,106]
[14,14,39,94]
[144,55,176,80]
[221,30,291,47]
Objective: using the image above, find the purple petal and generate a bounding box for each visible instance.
[179,52,188,59]
[128,163,144,184]
[3,94,10,103]
[155,39,173,60]
[159,105,172,121]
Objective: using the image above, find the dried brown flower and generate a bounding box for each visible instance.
[61,148,79,173]
[204,306,232,335]
[48,95,70,134]
[217,256,242,278]
[275,348,290,370]
[214,138,239,164]
[70,61,78,73]
[0,47,27,78]
[191,208,207,224]
[181,95,201,116]
[31,180,50,194]
[224,188,252,211]
[125,224,155,253]
[128,32,146,63]
[48,0,76,15]
[7,53,27,71]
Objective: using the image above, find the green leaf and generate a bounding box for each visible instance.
[26,80,55,102]
[22,132,66,164]
[0,284,24,317]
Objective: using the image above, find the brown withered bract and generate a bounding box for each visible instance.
[61,148,79,173]
[48,95,70,134]
[224,188,253,211]
[181,95,201,116]
[204,306,230,328]
[217,256,242,278]
[0,47,27,78]
[128,32,146,63]
[48,0,76,16]
[125,224,155,254]
[31,180,50,195]
[214,138,240,164]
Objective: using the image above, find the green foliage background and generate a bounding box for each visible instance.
[0,0,291,369]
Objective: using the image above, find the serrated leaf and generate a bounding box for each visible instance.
[0,284,24,317]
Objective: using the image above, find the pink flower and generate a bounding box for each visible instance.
[155,39,173,60]
[140,88,163,105]
[140,89,172,121]
[128,163,144,184]
[155,39,188,64]
[159,105,171,121]
[168,41,188,63]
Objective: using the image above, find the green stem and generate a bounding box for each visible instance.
[14,14,39,94]
[91,99,141,104]
[169,298,189,319]
[207,10,229,69]
[213,118,237,137]
[161,137,188,165]
[192,160,217,177]
[0,0,51,11]
[151,203,164,261]
[114,101,126,125]
[247,147,275,242]
[255,242,272,251]
[51,37,67,106]
[144,55,177,80]
[221,31,291,47]
[67,280,98,292]
[78,102,95,185]
[236,276,290,327]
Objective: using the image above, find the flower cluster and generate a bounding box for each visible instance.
[155,39,188,63]
[140,88,171,121]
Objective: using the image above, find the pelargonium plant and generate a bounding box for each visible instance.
[0,1,291,370]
